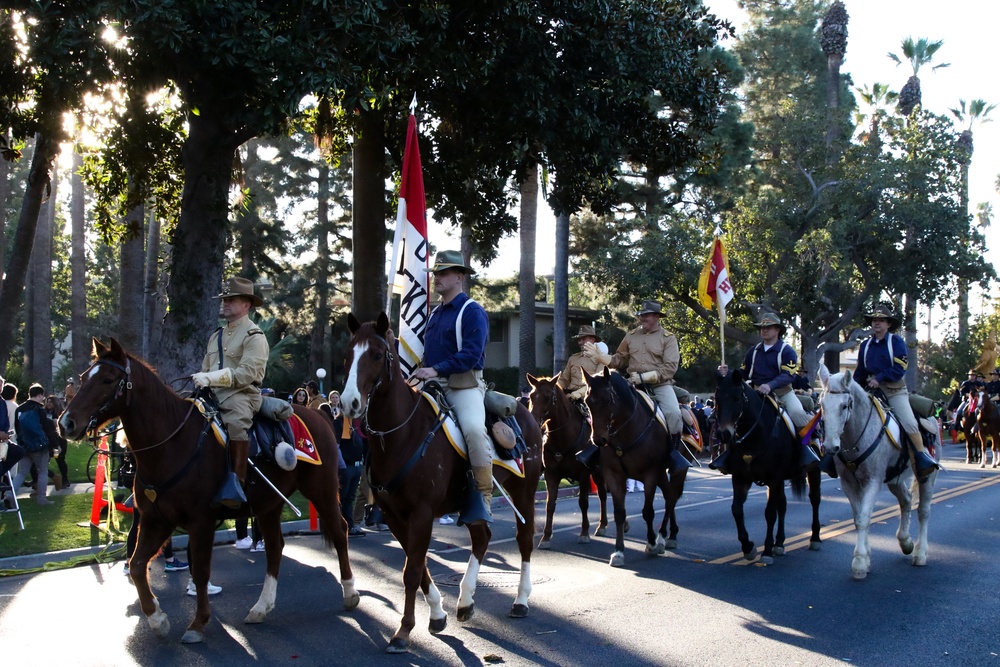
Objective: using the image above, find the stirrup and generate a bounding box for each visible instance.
[801,445,820,473]
[213,472,247,509]
[709,451,730,475]
[575,443,600,467]
[669,449,691,473]
[457,472,492,526]
[819,453,838,478]
[914,450,939,480]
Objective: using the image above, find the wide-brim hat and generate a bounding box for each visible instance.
[753,312,787,337]
[992,368,1000,376]
[864,302,900,331]
[424,249,475,275]
[215,276,263,307]
[573,325,601,341]
[635,300,665,317]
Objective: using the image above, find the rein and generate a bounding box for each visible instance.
[732,384,768,446]
[826,389,886,474]
[359,333,424,444]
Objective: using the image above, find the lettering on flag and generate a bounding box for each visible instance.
[698,237,734,311]
[388,113,430,377]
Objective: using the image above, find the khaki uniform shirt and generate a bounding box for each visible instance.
[201,314,268,438]
[558,352,604,394]
[608,325,679,385]
[307,395,325,410]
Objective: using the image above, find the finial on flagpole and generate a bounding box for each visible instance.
[713,225,723,237]
[410,93,418,114]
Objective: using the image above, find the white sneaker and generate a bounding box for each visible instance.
[250,541,265,553]
[438,515,455,525]
[233,536,253,550]
[186,580,222,596]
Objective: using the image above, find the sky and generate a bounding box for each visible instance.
[428,0,999,328]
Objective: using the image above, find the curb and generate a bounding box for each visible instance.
[0,485,584,574]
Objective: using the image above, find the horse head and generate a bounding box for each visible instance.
[526,374,563,426]
[342,312,399,419]
[817,365,858,456]
[59,337,134,440]
[713,369,751,445]
[585,368,634,445]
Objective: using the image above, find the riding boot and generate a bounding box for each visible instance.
[800,443,820,473]
[215,439,249,509]
[908,431,939,480]
[709,450,730,475]
[458,466,494,526]
[575,443,600,467]
[669,435,691,474]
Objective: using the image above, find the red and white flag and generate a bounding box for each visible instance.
[698,236,734,317]
[387,108,431,377]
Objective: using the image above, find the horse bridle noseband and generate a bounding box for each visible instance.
[824,388,885,472]
[360,334,423,443]
[728,383,768,446]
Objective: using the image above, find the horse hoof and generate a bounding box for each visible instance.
[457,604,475,622]
[900,539,914,556]
[645,543,664,556]
[965,459,971,465]
[609,551,625,567]
[594,527,606,537]
[180,630,204,644]
[578,534,590,544]
[852,570,868,581]
[772,546,785,557]
[809,540,822,551]
[743,544,756,561]
[759,555,774,565]
[429,616,447,634]
[509,603,529,618]
[980,463,986,469]
[912,555,927,567]
[665,539,677,550]
[386,638,410,654]
[344,592,361,611]
[538,539,552,550]
[245,610,266,624]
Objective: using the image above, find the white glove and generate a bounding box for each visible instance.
[582,342,612,366]
[629,371,657,385]
[568,386,588,401]
[192,368,234,388]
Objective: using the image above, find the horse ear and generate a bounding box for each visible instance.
[92,337,109,357]
[817,364,830,387]
[526,373,538,387]
[347,313,361,334]
[109,337,126,359]
[583,369,594,386]
[731,369,743,384]
[602,367,611,378]
[376,312,390,336]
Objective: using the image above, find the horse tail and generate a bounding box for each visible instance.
[789,470,807,500]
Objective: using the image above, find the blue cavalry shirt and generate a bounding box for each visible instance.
[423,292,489,377]
[853,333,908,385]
[741,340,797,390]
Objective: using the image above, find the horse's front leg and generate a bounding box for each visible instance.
[457,523,492,622]
[642,473,663,556]
[510,483,536,618]
[182,524,217,644]
[131,520,174,640]
[807,469,823,551]
[538,471,559,550]
[606,472,628,567]
[577,476,592,544]
[887,473,915,557]
[664,467,686,548]
[850,483,880,580]
[732,476,755,560]
[386,513,434,654]
[911,472,936,566]
[594,470,609,537]
[246,507,284,624]
[760,481,787,564]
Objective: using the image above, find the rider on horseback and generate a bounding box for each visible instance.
[987,369,1000,400]
[412,250,494,525]
[191,276,269,509]
[954,369,986,430]
[558,325,606,466]
[709,312,821,476]
[853,302,938,479]
[582,300,690,474]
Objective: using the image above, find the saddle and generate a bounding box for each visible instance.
[634,386,703,452]
[191,390,298,472]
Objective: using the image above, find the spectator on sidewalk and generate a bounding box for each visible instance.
[45,395,70,490]
[13,384,59,506]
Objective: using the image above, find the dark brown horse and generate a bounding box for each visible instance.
[59,339,358,643]
[584,368,688,567]
[340,314,543,654]
[525,374,608,548]
[976,393,1000,468]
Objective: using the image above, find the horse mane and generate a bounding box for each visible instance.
[607,370,636,412]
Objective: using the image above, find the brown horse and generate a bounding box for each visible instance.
[59,338,358,643]
[976,394,1000,468]
[340,314,543,654]
[584,368,688,567]
[525,374,608,548]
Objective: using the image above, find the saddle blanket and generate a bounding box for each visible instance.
[635,391,704,452]
[290,413,322,465]
[421,392,525,478]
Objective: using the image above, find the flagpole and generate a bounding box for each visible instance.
[718,300,726,364]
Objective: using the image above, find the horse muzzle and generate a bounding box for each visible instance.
[718,426,735,444]
[58,412,86,441]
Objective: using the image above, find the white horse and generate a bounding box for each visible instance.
[818,366,938,580]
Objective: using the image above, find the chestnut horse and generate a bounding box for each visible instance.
[584,368,688,567]
[713,370,822,563]
[525,374,608,548]
[975,393,1000,468]
[340,314,543,654]
[59,339,358,643]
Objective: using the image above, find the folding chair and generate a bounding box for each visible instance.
[1,467,25,530]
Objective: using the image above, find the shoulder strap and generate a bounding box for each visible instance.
[215,327,224,370]
[455,298,475,351]
[748,344,760,378]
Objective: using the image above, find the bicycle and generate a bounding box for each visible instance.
[85,435,135,487]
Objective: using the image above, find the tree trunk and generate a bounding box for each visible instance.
[118,202,145,351]
[553,212,570,375]
[956,161,971,343]
[70,150,89,375]
[903,294,918,392]
[27,157,57,388]
[142,206,162,359]
[0,137,9,281]
[154,114,239,382]
[825,53,843,156]
[311,161,331,378]
[351,109,387,321]
[517,164,538,387]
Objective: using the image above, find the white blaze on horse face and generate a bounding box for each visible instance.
[340,341,369,419]
[87,365,101,380]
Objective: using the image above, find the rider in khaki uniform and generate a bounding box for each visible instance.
[193,276,269,508]
[558,325,605,465]
[584,300,689,472]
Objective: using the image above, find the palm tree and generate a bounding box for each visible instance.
[887,37,949,116]
[854,83,898,145]
[821,1,849,153]
[949,98,996,343]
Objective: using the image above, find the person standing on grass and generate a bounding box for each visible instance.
[13,384,59,506]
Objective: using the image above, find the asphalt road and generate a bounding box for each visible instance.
[1,443,999,666]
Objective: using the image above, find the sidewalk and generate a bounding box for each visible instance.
[0,483,582,574]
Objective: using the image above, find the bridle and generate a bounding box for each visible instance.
[823,385,885,472]
[721,382,767,446]
[358,333,422,442]
[595,379,655,453]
